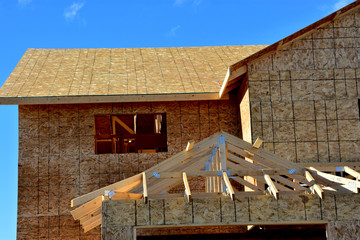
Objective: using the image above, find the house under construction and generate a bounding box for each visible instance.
[1,1,360,239]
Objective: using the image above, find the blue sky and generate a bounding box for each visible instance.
[0,0,354,238]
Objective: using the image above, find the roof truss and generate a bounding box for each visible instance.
[70,131,360,232]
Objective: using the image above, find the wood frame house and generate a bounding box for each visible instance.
[2,1,360,239]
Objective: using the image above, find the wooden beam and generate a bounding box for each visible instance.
[309,167,360,189]
[263,173,279,199]
[111,192,143,200]
[298,162,360,171]
[143,133,219,179]
[143,172,148,204]
[219,137,227,170]
[150,169,305,179]
[79,207,101,225]
[135,220,330,229]
[145,151,211,194]
[221,81,241,96]
[223,171,235,200]
[271,175,308,191]
[113,116,135,134]
[253,137,263,149]
[219,66,247,99]
[0,93,227,105]
[81,212,101,229]
[71,195,104,220]
[71,173,142,207]
[344,166,360,180]
[305,170,324,199]
[83,215,102,233]
[147,158,209,194]
[183,172,191,202]
[224,132,303,171]
[185,140,195,152]
[232,176,264,191]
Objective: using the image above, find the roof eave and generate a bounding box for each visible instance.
[0,92,229,105]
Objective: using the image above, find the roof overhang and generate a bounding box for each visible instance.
[219,65,247,99]
[0,92,229,105]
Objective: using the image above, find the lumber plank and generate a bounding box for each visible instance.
[148,169,303,179]
[148,154,209,194]
[305,170,324,199]
[253,137,263,149]
[71,195,104,220]
[232,176,264,191]
[227,152,306,191]
[144,133,219,177]
[112,116,135,134]
[79,207,101,225]
[263,173,279,199]
[298,162,360,171]
[309,167,360,188]
[142,172,148,204]
[344,166,360,180]
[219,138,227,170]
[144,151,210,193]
[223,171,235,200]
[111,192,143,200]
[186,140,195,152]
[71,173,142,207]
[224,132,303,170]
[82,213,101,229]
[83,215,102,233]
[183,172,191,202]
[219,65,247,99]
[271,175,308,191]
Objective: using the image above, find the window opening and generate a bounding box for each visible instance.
[95,113,167,154]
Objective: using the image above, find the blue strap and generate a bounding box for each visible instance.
[336,167,344,172]
[153,172,160,178]
[212,149,216,155]
[219,136,226,143]
[288,168,296,174]
[205,162,210,171]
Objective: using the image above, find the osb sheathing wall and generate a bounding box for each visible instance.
[101,195,360,240]
[246,9,360,163]
[17,100,238,240]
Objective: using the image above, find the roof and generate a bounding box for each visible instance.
[70,131,360,232]
[0,45,266,104]
[220,0,360,97]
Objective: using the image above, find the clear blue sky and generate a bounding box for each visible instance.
[0,0,353,239]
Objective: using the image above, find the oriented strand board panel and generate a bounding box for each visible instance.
[164,199,192,225]
[246,6,360,163]
[103,195,360,228]
[326,220,360,240]
[100,194,360,238]
[16,100,239,239]
[0,46,266,101]
[193,198,221,224]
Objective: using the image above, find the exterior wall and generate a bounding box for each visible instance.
[17,99,238,239]
[326,220,360,240]
[246,9,360,163]
[101,194,360,239]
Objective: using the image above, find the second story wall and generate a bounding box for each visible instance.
[17,99,238,239]
[245,9,360,163]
